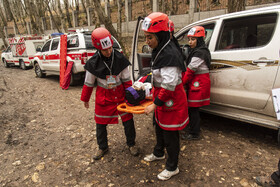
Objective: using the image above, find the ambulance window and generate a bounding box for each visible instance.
[6,46,11,52]
[51,39,59,50]
[216,13,277,50]
[84,34,95,49]
[67,35,79,48]
[41,40,51,52]
[177,23,215,48]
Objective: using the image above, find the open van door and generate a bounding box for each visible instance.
[131,17,152,82]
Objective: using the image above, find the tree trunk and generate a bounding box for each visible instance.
[75,0,80,24]
[171,0,178,15]
[81,0,87,14]
[150,0,153,9]
[117,0,122,38]
[161,0,166,13]
[24,0,40,34]
[3,0,19,34]
[3,0,13,22]
[92,0,126,56]
[31,0,44,34]
[57,0,67,32]
[45,0,61,33]
[13,0,28,34]
[64,0,73,28]
[0,7,7,27]
[90,0,99,28]
[0,22,8,47]
[228,0,246,13]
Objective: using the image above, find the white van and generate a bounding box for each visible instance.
[131,5,280,143]
[2,36,46,69]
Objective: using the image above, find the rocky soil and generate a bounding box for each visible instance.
[0,63,279,187]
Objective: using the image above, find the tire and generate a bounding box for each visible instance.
[3,59,10,68]
[70,73,77,86]
[20,60,27,70]
[34,63,46,78]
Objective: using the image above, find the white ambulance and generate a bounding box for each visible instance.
[32,30,122,85]
[1,36,46,70]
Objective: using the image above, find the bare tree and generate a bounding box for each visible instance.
[170,0,178,15]
[90,0,100,28]
[92,0,126,55]
[81,0,87,14]
[228,0,245,13]
[64,0,73,28]
[3,0,19,34]
[23,0,42,34]
[0,20,8,47]
[0,6,7,27]
[74,0,80,24]
[57,0,67,32]
[12,0,28,34]
[45,0,62,33]
[31,0,44,34]
[117,0,123,38]
[161,0,166,13]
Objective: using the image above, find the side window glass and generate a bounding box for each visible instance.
[67,35,79,48]
[51,39,59,50]
[216,13,277,51]
[177,23,215,48]
[41,40,51,52]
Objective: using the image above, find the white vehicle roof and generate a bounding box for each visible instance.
[177,4,280,35]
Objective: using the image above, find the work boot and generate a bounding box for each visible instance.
[157,168,180,181]
[255,176,278,187]
[129,145,139,156]
[144,153,165,162]
[185,134,200,140]
[93,148,108,160]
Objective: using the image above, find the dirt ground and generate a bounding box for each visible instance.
[0,62,280,187]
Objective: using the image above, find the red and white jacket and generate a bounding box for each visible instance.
[81,67,133,124]
[183,57,210,107]
[153,66,189,131]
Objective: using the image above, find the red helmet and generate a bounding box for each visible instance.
[142,12,169,33]
[169,20,174,32]
[187,26,205,37]
[91,27,113,50]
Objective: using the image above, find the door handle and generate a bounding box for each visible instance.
[252,59,275,66]
[252,59,275,64]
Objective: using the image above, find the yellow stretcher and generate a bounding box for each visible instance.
[117,100,153,114]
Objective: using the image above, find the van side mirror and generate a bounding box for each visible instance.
[36,47,41,52]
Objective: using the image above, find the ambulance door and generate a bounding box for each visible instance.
[40,40,51,70]
[131,17,152,81]
[4,46,14,63]
[48,38,60,71]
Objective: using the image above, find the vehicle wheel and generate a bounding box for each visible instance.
[70,73,77,86]
[34,63,46,78]
[3,59,10,68]
[20,60,27,70]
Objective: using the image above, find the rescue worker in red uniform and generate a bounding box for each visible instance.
[142,12,189,181]
[182,26,211,140]
[80,28,139,160]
